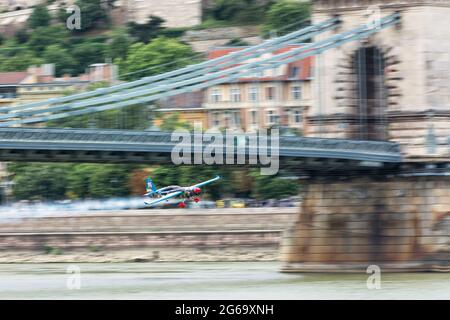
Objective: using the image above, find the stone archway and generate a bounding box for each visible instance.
[334,42,401,141]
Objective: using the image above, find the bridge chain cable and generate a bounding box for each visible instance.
[0,13,400,127]
[1,16,337,115]
[1,18,332,117]
[0,20,340,122]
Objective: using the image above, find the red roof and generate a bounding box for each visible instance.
[0,72,28,85]
[207,45,313,81]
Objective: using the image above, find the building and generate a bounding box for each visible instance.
[0,63,117,107]
[202,46,314,133]
[0,71,27,109]
[155,91,207,128]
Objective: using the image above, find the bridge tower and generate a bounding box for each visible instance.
[282,0,450,272]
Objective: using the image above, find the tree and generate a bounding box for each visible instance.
[73,0,111,31]
[262,1,311,36]
[225,38,250,46]
[66,164,96,199]
[29,4,51,29]
[117,37,195,81]
[157,113,192,131]
[107,28,132,60]
[0,48,44,71]
[27,25,70,54]
[14,28,29,44]
[71,41,107,74]
[88,165,131,198]
[127,15,165,44]
[42,44,76,76]
[11,163,72,200]
[206,0,270,24]
[249,169,299,200]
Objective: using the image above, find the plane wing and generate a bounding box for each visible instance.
[144,190,183,206]
[191,176,221,188]
[144,187,165,196]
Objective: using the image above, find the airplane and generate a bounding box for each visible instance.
[143,175,221,208]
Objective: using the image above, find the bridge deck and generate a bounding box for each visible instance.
[0,128,402,166]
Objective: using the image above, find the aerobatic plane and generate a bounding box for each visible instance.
[144,176,221,208]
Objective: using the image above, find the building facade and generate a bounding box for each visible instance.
[0,63,117,107]
[203,46,314,134]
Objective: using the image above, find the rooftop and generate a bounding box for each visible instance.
[0,72,28,85]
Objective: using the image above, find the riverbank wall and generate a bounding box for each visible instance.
[0,208,297,263]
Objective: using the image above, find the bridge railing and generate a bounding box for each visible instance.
[0,127,402,163]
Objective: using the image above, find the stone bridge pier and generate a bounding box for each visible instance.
[281,169,449,272]
[281,0,450,272]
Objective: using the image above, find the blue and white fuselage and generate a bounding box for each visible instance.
[144,176,221,207]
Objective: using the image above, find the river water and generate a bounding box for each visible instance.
[0,262,448,299]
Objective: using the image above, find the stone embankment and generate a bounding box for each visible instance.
[0,208,298,263]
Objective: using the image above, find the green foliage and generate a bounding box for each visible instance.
[157,113,192,131]
[74,0,110,31]
[29,4,51,29]
[42,44,76,76]
[11,163,72,200]
[28,25,70,54]
[14,29,29,44]
[9,163,133,200]
[0,51,43,72]
[71,41,107,74]
[107,28,132,60]
[225,38,250,46]
[249,169,299,200]
[262,0,311,36]
[66,164,97,199]
[127,15,165,44]
[88,164,131,198]
[117,37,195,81]
[43,245,63,255]
[205,0,271,24]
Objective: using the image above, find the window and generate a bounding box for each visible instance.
[248,87,258,101]
[289,66,300,78]
[250,110,257,125]
[212,112,220,127]
[211,89,221,103]
[230,88,241,102]
[266,87,276,100]
[293,109,302,124]
[291,86,302,100]
[232,111,241,127]
[267,110,279,125]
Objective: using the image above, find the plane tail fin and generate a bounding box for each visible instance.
[145,177,157,193]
